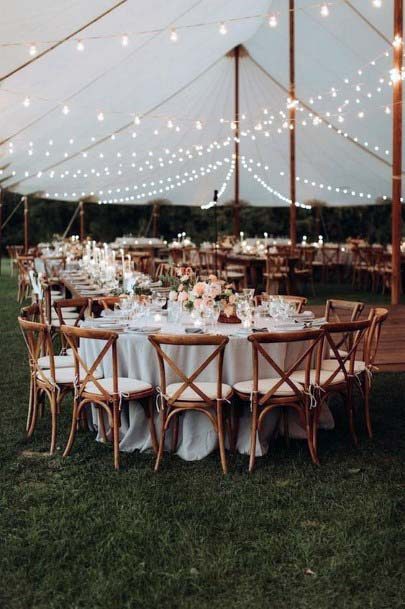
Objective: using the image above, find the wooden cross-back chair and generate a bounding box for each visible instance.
[53,297,88,350]
[43,256,66,278]
[324,299,364,357]
[6,245,24,276]
[263,255,289,294]
[299,318,371,459]
[148,334,232,474]
[18,317,76,454]
[320,245,342,282]
[155,262,178,280]
[20,301,45,324]
[233,329,324,471]
[61,325,155,470]
[16,255,34,302]
[255,294,307,313]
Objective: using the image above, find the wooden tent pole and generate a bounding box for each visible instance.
[233,45,241,237]
[152,203,160,238]
[391,0,403,304]
[79,200,85,241]
[289,0,297,249]
[23,196,29,254]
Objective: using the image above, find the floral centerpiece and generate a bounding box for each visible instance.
[168,270,240,323]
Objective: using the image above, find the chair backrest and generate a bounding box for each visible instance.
[155,262,177,280]
[265,254,288,275]
[18,317,56,388]
[43,256,66,277]
[365,307,389,367]
[320,319,371,387]
[7,245,24,260]
[148,334,229,406]
[61,325,119,401]
[54,298,89,326]
[321,245,340,265]
[256,294,307,313]
[325,299,364,323]
[20,302,45,323]
[248,329,324,405]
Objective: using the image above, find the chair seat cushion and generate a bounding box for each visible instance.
[84,377,152,396]
[234,378,297,396]
[50,318,77,328]
[166,381,232,401]
[290,369,346,386]
[38,355,74,369]
[321,359,366,373]
[37,367,102,385]
[52,311,78,319]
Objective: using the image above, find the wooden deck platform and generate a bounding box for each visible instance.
[312,304,405,372]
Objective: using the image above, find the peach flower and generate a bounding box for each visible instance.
[193,282,207,297]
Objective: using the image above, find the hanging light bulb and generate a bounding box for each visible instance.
[29,44,37,56]
[97,112,104,121]
[219,22,227,35]
[268,14,278,28]
[62,104,70,115]
[121,34,129,46]
[167,119,174,129]
[358,111,364,118]
[76,40,85,51]
[385,106,391,114]
[372,0,382,7]
[390,67,402,84]
[320,3,329,17]
[23,97,31,107]
[134,115,141,125]
[195,120,203,130]
[393,35,402,49]
[170,28,178,42]
[230,121,236,130]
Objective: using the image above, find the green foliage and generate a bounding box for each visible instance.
[0,263,404,609]
[1,192,402,251]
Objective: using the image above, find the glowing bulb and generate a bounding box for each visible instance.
[97,112,104,121]
[23,97,31,107]
[393,35,402,49]
[358,111,364,118]
[76,40,84,51]
[62,104,70,115]
[230,121,236,130]
[219,22,227,35]
[170,28,178,42]
[372,0,382,7]
[134,115,141,125]
[320,3,329,17]
[29,44,37,56]
[385,106,391,114]
[121,34,129,47]
[167,120,174,129]
[195,120,202,130]
[268,14,278,28]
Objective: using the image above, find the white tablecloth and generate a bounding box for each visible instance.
[81,321,334,461]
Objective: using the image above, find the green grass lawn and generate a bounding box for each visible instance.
[0,264,404,609]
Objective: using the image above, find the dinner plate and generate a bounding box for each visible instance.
[126,326,161,334]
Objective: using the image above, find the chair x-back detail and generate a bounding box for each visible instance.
[18,317,75,453]
[148,334,232,474]
[234,329,323,471]
[61,325,156,470]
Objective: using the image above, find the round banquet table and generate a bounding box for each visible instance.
[81,320,335,461]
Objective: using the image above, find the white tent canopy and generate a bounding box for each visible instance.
[0,0,400,208]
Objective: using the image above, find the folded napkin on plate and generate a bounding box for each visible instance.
[127,326,161,333]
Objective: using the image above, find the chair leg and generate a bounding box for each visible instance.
[346,382,358,447]
[249,397,258,473]
[363,375,373,439]
[147,396,158,454]
[27,385,39,438]
[26,378,34,432]
[63,399,79,457]
[217,401,228,474]
[112,400,120,470]
[154,410,167,472]
[170,415,179,453]
[49,393,58,455]
[310,408,320,465]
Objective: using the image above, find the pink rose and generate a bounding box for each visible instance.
[194,298,203,309]
[193,282,207,297]
[178,291,189,303]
